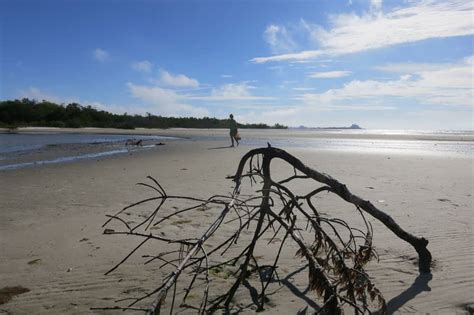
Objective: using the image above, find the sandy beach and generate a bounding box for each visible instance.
[0,129,473,314]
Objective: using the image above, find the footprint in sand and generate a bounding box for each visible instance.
[437,198,459,207]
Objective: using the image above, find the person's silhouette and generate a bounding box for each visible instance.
[229,114,239,147]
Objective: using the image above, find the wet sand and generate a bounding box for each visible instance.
[3,126,474,142]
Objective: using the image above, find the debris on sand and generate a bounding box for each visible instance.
[0,286,30,305]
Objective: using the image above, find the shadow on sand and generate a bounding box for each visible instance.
[208,145,233,150]
[179,264,432,314]
[382,273,433,314]
[212,265,433,314]
[216,265,322,314]
[272,267,433,314]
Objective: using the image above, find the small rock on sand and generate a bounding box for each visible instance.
[27,259,41,265]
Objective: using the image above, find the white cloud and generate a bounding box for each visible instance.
[211,83,253,99]
[19,87,62,103]
[299,56,474,107]
[236,101,397,128]
[376,56,474,73]
[132,60,153,73]
[252,1,474,63]
[370,0,382,11]
[128,83,181,104]
[158,70,199,88]
[221,74,233,78]
[93,48,110,62]
[308,71,352,78]
[237,107,302,126]
[292,87,316,91]
[125,79,273,118]
[263,24,297,53]
[316,1,473,55]
[187,82,274,101]
[17,87,140,115]
[127,83,208,117]
[252,50,324,63]
[376,63,452,73]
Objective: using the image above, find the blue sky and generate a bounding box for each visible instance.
[1,0,473,129]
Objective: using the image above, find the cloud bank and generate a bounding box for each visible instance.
[252,1,474,63]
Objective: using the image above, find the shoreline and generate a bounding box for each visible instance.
[1,128,472,171]
[2,126,474,142]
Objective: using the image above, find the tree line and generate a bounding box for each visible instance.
[0,99,287,130]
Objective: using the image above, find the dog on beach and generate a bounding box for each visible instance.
[125,139,143,146]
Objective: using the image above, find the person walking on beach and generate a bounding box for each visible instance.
[229,114,240,147]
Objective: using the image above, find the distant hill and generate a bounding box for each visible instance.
[0,98,287,130]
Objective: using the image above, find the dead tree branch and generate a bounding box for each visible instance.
[101,146,431,314]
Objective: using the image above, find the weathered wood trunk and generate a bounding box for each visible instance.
[233,147,432,273]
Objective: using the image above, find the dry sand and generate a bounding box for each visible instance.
[0,131,473,314]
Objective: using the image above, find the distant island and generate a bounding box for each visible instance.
[296,124,362,130]
[0,98,287,130]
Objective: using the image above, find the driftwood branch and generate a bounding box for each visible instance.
[231,147,432,273]
[101,146,431,314]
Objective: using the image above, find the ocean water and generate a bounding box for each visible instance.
[0,132,180,170]
[243,136,474,157]
[287,128,473,137]
[0,130,472,171]
[0,132,177,154]
[209,129,474,157]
